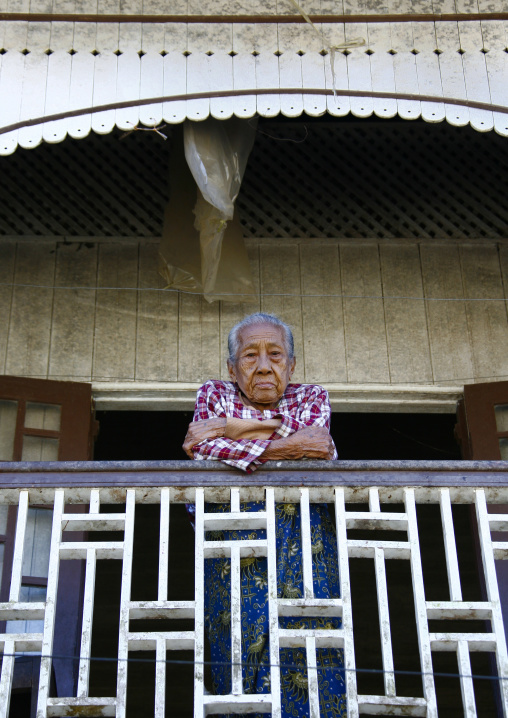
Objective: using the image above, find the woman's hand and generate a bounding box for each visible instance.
[263,426,335,461]
[182,418,227,458]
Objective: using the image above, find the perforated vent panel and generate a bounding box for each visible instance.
[1,130,169,237]
[1,119,508,239]
[238,120,508,239]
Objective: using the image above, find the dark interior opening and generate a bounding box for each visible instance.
[93,410,462,462]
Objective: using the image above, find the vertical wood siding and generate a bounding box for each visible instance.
[1,237,508,389]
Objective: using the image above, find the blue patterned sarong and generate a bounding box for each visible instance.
[204,501,347,718]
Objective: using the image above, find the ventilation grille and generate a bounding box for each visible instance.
[238,120,508,239]
[1,119,508,238]
[1,130,169,237]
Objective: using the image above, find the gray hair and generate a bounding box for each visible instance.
[228,313,295,363]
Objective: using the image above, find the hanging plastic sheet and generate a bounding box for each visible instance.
[159,119,257,303]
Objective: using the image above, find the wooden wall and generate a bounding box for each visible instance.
[1,236,508,403]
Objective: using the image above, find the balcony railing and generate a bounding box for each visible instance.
[1,459,508,717]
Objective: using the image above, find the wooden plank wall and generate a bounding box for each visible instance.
[1,237,508,390]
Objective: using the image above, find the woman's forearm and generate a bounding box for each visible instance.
[225,417,281,441]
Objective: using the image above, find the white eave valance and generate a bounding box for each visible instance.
[1,19,508,155]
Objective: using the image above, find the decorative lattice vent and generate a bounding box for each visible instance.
[238,120,508,239]
[1,130,169,237]
[1,118,508,238]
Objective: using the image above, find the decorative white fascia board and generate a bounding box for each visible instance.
[0,20,507,154]
[91,381,463,412]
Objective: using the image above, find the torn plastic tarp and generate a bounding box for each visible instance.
[159,119,257,303]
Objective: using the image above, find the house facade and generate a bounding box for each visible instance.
[1,0,508,715]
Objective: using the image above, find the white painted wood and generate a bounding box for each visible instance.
[306,636,320,718]
[162,24,187,124]
[68,24,96,140]
[231,24,258,119]
[116,489,135,718]
[139,49,163,127]
[374,546,396,697]
[457,639,477,716]
[481,20,508,137]
[459,21,493,132]
[140,23,164,127]
[77,548,96,697]
[92,24,119,135]
[8,491,28,603]
[193,488,205,718]
[0,639,15,718]
[324,26,350,117]
[230,543,242,694]
[232,52,257,119]
[335,488,359,718]
[17,23,51,150]
[391,22,422,120]
[475,490,508,714]
[435,22,470,127]
[414,22,446,123]
[155,638,166,718]
[279,25,304,118]
[210,53,235,120]
[1,483,508,714]
[206,24,235,120]
[439,489,463,601]
[347,23,373,118]
[300,489,314,599]
[405,488,438,717]
[256,50,281,118]
[43,22,73,143]
[158,488,170,602]
[368,23,397,119]
[116,48,141,132]
[266,488,282,718]
[301,50,327,117]
[36,489,64,718]
[0,50,25,155]
[186,25,212,121]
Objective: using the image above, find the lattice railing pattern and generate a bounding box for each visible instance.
[1,485,508,717]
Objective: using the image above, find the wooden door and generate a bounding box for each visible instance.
[0,376,97,706]
[457,381,508,461]
[457,381,508,665]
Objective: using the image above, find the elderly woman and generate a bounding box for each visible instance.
[183,313,346,718]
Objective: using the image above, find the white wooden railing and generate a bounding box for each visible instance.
[1,460,508,717]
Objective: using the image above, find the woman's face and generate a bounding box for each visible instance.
[227,323,296,410]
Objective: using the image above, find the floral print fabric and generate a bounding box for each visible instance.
[204,500,347,718]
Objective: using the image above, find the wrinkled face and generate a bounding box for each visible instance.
[227,323,296,410]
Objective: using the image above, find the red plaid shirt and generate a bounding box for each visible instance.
[191,380,337,472]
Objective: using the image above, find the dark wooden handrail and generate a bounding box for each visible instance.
[1,459,508,488]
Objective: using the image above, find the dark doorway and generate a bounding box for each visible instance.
[93,410,461,462]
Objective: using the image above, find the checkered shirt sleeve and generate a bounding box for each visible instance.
[190,380,337,472]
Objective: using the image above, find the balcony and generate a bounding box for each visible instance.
[1,459,508,717]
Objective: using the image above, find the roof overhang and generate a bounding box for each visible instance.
[1,18,508,154]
